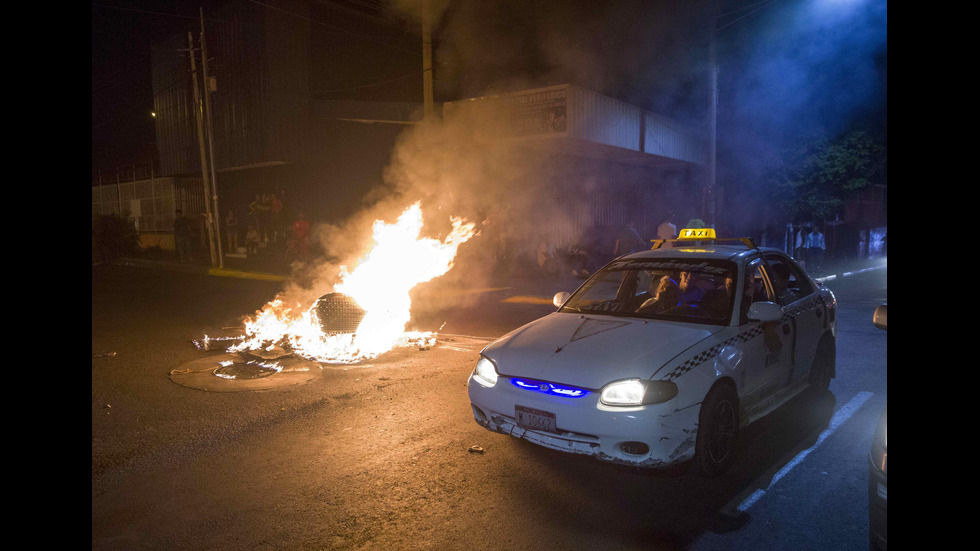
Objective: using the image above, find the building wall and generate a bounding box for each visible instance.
[152,0,314,176]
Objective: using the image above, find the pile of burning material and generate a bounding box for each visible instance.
[221,202,476,365]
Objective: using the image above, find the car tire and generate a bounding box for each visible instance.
[808,337,835,395]
[696,383,739,477]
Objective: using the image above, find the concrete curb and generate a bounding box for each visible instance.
[207,267,287,282]
[110,257,288,282]
[813,262,886,284]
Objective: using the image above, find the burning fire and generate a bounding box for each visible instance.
[228,202,477,363]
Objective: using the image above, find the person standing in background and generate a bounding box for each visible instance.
[657,212,677,240]
[614,221,645,256]
[806,226,826,271]
[225,210,239,253]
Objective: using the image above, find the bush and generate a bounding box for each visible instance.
[93,213,140,263]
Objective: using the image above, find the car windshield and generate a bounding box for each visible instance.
[559,258,738,325]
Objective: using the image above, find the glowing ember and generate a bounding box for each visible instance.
[228,202,476,363]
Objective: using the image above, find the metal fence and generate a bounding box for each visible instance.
[92,169,205,233]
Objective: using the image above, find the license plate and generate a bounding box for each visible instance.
[515,405,557,433]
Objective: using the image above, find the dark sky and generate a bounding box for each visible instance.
[92,1,230,173]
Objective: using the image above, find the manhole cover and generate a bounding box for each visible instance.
[212,360,280,380]
[170,353,320,392]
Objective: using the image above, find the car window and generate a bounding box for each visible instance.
[739,259,773,323]
[560,258,737,325]
[763,254,816,306]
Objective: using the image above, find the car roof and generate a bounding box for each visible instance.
[619,244,786,264]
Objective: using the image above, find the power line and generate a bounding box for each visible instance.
[91,2,223,23]
[716,0,780,33]
[312,69,420,94]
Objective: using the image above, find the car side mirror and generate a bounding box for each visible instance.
[746,301,783,323]
[873,304,887,331]
[553,292,571,308]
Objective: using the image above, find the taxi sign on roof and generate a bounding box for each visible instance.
[678,228,716,239]
[648,228,758,250]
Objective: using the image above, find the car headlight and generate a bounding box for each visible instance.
[599,379,678,406]
[472,356,499,387]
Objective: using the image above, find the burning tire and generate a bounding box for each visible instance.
[315,293,366,335]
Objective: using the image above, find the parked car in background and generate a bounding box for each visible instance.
[869,304,887,550]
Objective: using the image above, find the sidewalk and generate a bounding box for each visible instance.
[804,255,887,284]
[109,244,886,291]
[111,241,291,282]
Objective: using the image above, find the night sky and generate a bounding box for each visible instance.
[92,1,230,173]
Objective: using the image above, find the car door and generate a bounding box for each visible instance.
[736,257,791,418]
[762,252,822,387]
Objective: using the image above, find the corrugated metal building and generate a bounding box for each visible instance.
[445,84,703,166]
[152,0,314,176]
[443,84,706,252]
[151,0,423,228]
[149,1,707,256]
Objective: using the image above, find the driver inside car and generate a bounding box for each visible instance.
[637,274,679,314]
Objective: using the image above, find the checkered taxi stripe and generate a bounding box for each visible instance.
[659,294,826,382]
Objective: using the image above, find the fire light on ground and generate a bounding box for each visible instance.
[227,202,477,364]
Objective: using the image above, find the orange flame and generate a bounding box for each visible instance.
[229,202,476,363]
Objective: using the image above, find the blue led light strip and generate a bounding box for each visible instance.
[510,378,589,398]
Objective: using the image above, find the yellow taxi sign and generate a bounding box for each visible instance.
[678,228,716,240]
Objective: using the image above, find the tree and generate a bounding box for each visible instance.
[768,128,885,223]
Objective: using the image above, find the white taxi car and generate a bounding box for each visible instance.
[467,229,837,475]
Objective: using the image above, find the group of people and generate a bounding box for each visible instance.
[613,212,687,256]
[615,215,829,273]
[247,192,287,246]
[793,226,826,271]
[173,192,314,262]
[219,191,313,260]
[636,269,731,318]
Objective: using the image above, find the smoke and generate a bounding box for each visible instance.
[293,98,583,317]
[390,0,713,123]
[264,0,886,319]
[718,0,887,181]
[263,1,718,317]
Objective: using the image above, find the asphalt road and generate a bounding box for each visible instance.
[91,262,886,550]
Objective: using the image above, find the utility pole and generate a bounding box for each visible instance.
[706,9,718,229]
[200,8,223,268]
[422,0,433,120]
[188,32,218,266]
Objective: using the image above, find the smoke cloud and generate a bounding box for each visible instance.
[266,1,718,318]
[264,0,885,321]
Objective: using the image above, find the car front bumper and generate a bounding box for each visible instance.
[467,374,700,468]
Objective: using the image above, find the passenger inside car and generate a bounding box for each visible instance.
[678,271,706,305]
[637,275,679,314]
[700,277,733,319]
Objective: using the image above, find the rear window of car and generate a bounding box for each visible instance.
[559,258,738,325]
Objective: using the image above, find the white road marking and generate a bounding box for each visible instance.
[735,390,874,512]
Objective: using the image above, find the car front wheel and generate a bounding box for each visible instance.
[696,383,739,477]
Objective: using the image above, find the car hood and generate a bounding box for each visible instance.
[484,312,720,389]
